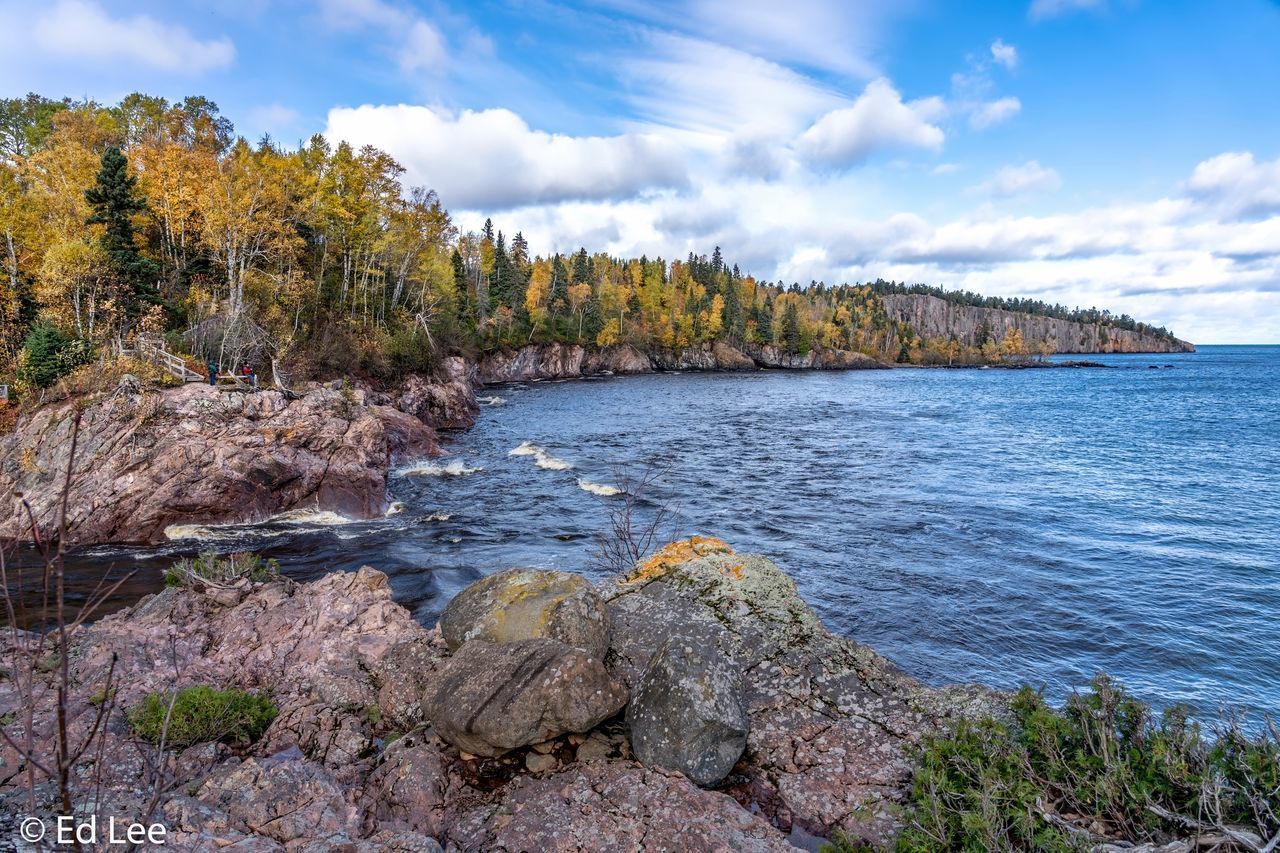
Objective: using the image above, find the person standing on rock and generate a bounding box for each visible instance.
[207,360,217,387]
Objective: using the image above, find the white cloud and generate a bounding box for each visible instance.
[797,79,945,168]
[31,0,234,73]
[317,0,448,74]
[621,34,842,138]
[969,97,1022,130]
[457,146,1280,342]
[398,19,447,72]
[1029,0,1107,21]
[1185,152,1280,220]
[991,39,1018,70]
[324,104,688,210]
[596,0,912,79]
[976,160,1062,196]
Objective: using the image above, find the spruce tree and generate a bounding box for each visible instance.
[451,249,471,327]
[85,146,159,316]
[782,302,800,353]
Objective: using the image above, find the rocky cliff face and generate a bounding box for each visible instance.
[0,364,476,545]
[478,341,887,383]
[0,542,999,851]
[882,294,1195,353]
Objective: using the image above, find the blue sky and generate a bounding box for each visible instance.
[3,0,1279,342]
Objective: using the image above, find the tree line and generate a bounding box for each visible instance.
[0,92,1179,394]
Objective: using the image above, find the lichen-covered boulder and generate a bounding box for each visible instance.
[422,638,627,757]
[628,634,748,786]
[438,568,610,657]
[606,537,937,846]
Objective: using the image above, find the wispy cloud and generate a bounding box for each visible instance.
[975,160,1062,196]
[32,0,234,73]
[1029,0,1108,21]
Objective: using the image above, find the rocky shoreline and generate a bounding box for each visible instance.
[0,340,1172,546]
[0,538,1001,850]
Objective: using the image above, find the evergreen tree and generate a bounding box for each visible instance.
[572,248,590,284]
[782,302,800,353]
[451,249,471,326]
[758,295,774,342]
[85,146,160,316]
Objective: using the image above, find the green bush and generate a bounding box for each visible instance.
[17,325,92,388]
[895,675,1280,851]
[127,685,277,749]
[164,550,279,587]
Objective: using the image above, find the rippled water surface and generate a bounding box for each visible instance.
[20,346,1280,716]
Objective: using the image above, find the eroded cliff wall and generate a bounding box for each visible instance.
[882,294,1194,353]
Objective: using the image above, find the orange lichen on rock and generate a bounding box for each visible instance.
[621,536,733,585]
[720,561,746,580]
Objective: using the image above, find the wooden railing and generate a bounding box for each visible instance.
[115,336,213,385]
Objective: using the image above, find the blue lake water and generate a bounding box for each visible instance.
[38,346,1280,718]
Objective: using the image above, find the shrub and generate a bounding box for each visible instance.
[896,675,1280,851]
[164,550,280,587]
[17,324,92,388]
[127,685,277,749]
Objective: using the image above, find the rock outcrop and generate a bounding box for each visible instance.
[0,543,1003,850]
[479,341,889,382]
[882,293,1195,353]
[438,567,611,656]
[0,369,477,545]
[392,356,479,430]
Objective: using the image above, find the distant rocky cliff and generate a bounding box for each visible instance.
[475,341,886,384]
[882,294,1195,353]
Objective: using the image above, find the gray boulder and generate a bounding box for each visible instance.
[423,638,627,757]
[627,634,748,786]
[439,568,610,657]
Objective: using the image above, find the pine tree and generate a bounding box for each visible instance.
[85,146,160,316]
[758,296,774,342]
[782,302,800,353]
[451,249,471,327]
[572,248,590,284]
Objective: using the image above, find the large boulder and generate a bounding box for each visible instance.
[627,634,749,786]
[605,537,967,846]
[438,568,610,657]
[422,638,627,757]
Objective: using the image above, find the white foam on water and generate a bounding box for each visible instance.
[271,509,358,525]
[577,479,622,497]
[396,459,482,477]
[163,523,219,541]
[509,441,572,471]
[386,501,406,516]
[424,511,453,522]
[477,395,506,406]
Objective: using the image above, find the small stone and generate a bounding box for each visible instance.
[525,752,557,773]
[531,740,556,754]
[575,737,612,762]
